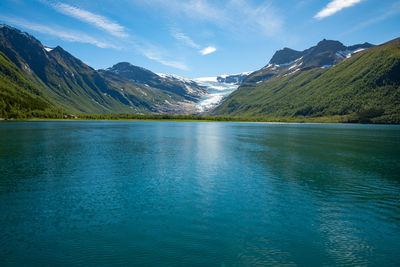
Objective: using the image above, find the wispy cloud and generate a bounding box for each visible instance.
[125,38,188,70]
[170,28,216,56]
[170,28,200,49]
[200,46,216,55]
[37,1,188,69]
[341,1,400,35]
[229,0,283,36]
[314,0,363,19]
[49,2,128,38]
[140,49,188,70]
[0,16,119,49]
[140,0,283,37]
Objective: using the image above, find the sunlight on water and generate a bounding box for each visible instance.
[0,121,399,266]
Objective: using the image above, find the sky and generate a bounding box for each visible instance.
[0,0,399,77]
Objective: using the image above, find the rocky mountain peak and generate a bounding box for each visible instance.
[269,47,302,65]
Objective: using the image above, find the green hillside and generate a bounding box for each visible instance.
[0,51,62,118]
[212,38,400,123]
[0,24,204,116]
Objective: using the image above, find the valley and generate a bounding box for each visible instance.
[0,23,399,123]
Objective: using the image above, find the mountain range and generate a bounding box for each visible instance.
[0,23,399,123]
[0,23,210,116]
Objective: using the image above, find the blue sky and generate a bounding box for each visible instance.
[1,0,399,77]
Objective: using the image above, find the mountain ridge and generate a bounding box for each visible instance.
[212,37,400,124]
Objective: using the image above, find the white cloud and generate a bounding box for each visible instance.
[200,46,216,55]
[314,0,363,19]
[0,16,119,49]
[170,27,217,56]
[50,2,128,38]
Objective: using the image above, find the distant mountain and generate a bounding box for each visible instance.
[212,38,400,124]
[245,39,374,83]
[216,72,253,84]
[100,62,207,102]
[0,23,207,115]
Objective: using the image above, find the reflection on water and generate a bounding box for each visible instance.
[0,121,399,266]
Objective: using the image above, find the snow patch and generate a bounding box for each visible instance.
[280,56,303,67]
[195,76,218,82]
[283,68,300,77]
[44,47,53,52]
[157,73,196,84]
[336,48,367,59]
[288,61,303,70]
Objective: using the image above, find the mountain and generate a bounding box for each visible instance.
[100,63,207,102]
[0,50,62,118]
[98,65,208,114]
[0,24,148,114]
[0,23,207,115]
[212,38,400,123]
[216,72,253,84]
[245,39,374,83]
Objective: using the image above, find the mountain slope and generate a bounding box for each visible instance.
[0,24,145,113]
[102,62,207,102]
[212,38,400,123]
[245,39,374,83]
[99,68,203,114]
[0,51,62,118]
[0,24,207,115]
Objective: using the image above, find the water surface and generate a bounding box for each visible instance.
[0,121,399,266]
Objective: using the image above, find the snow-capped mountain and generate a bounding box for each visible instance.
[216,72,253,84]
[101,62,208,102]
[246,39,374,83]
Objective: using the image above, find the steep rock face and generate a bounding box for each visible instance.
[269,48,303,65]
[105,62,160,84]
[245,39,375,83]
[0,24,50,82]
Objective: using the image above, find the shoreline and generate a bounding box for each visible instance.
[0,117,397,125]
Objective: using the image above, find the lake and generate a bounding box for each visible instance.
[1,121,399,266]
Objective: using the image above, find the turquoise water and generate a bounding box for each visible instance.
[0,121,399,266]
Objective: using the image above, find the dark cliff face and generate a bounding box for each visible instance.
[269,48,303,65]
[0,24,51,83]
[106,62,161,84]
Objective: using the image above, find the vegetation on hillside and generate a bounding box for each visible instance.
[213,39,400,124]
[0,52,63,118]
